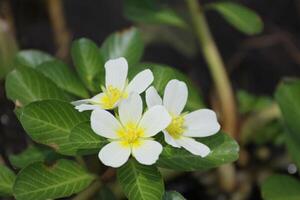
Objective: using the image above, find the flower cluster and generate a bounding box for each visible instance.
[72,57,220,168]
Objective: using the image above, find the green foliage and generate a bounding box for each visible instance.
[261,174,300,200]
[14,50,54,68]
[0,165,16,196]
[124,0,187,29]
[5,67,68,106]
[37,60,89,98]
[13,159,94,200]
[163,191,186,200]
[100,27,144,66]
[97,186,117,200]
[71,38,104,92]
[117,159,164,200]
[157,133,239,171]
[206,2,263,35]
[20,100,89,155]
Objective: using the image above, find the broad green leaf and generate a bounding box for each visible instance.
[0,165,15,196]
[207,2,263,35]
[20,100,89,155]
[14,50,54,68]
[100,27,144,66]
[13,159,94,200]
[5,67,68,107]
[71,38,104,92]
[275,79,300,168]
[117,159,164,200]
[69,122,107,155]
[124,0,187,29]
[37,60,89,98]
[9,145,60,169]
[261,174,300,200]
[129,63,204,110]
[163,191,186,200]
[157,133,239,171]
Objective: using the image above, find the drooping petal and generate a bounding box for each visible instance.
[163,79,188,115]
[132,140,162,165]
[139,105,171,137]
[119,93,143,126]
[146,86,162,108]
[105,57,128,90]
[91,109,122,139]
[183,109,220,137]
[89,93,104,104]
[75,104,101,112]
[98,141,131,168]
[126,69,154,94]
[176,137,210,157]
[163,130,180,148]
[71,99,90,106]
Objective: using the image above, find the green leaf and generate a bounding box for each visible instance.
[163,191,186,200]
[207,2,263,35]
[36,60,89,98]
[14,50,54,68]
[117,159,164,200]
[5,67,68,107]
[69,122,107,155]
[97,186,117,200]
[13,159,94,200]
[0,165,16,196]
[20,100,89,155]
[261,174,300,200]
[157,133,239,171]
[9,145,60,169]
[124,0,187,29]
[71,38,104,92]
[100,27,144,66]
[129,63,204,110]
[275,79,300,168]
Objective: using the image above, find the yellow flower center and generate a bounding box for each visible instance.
[117,123,145,147]
[100,85,128,109]
[166,115,185,139]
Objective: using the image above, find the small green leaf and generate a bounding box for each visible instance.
[20,100,89,155]
[14,50,54,68]
[71,38,104,92]
[100,27,144,66]
[261,174,300,200]
[157,133,239,171]
[5,67,68,106]
[13,159,94,200]
[124,0,187,29]
[207,2,263,35]
[117,159,164,200]
[69,122,107,155]
[0,165,15,196]
[163,191,186,200]
[37,60,89,98]
[9,145,60,169]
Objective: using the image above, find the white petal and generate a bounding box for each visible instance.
[91,109,121,139]
[132,140,162,165]
[119,93,143,125]
[163,130,180,148]
[176,137,210,157]
[98,141,131,168]
[105,57,128,90]
[146,86,162,108]
[71,99,90,106]
[139,105,171,137]
[163,79,188,115]
[75,104,100,112]
[183,109,220,137]
[89,93,104,104]
[126,69,154,94]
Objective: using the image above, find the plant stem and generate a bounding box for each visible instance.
[72,179,102,200]
[186,0,237,138]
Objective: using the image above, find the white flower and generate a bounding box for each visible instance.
[72,57,153,111]
[91,93,171,168]
[146,79,220,157]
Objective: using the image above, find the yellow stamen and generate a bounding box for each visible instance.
[100,85,127,109]
[166,114,185,139]
[117,123,145,147]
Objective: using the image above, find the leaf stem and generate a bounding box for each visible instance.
[186,0,237,138]
[72,179,102,200]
